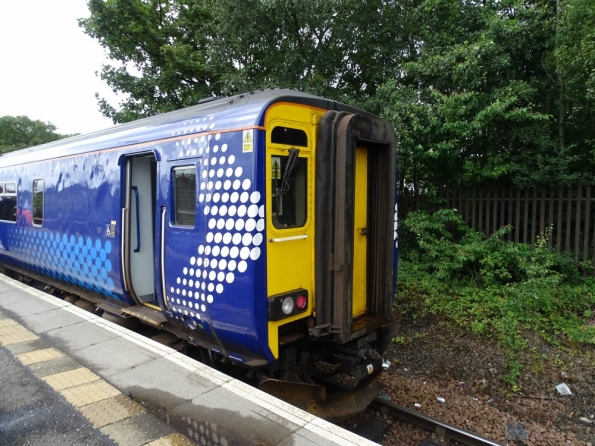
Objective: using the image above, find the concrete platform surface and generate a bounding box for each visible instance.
[0,274,375,446]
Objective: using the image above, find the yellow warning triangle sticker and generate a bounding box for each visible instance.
[243,132,252,143]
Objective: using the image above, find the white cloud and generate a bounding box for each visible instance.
[0,0,124,135]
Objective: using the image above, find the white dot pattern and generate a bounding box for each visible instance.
[168,135,264,322]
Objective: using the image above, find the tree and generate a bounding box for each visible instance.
[81,0,595,188]
[378,0,595,189]
[0,116,72,154]
[79,0,225,123]
[554,0,595,151]
[79,0,407,122]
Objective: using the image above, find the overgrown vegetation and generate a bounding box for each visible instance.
[395,208,595,387]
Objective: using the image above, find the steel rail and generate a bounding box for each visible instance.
[371,397,505,446]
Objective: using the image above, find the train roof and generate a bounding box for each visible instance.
[0,89,370,167]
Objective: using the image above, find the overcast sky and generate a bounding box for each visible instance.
[0,1,123,135]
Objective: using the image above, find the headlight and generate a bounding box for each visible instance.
[281,297,294,314]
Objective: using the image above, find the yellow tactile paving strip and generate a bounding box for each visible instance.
[42,367,101,391]
[0,311,195,445]
[0,321,39,345]
[16,347,64,365]
[60,379,122,407]
[80,394,146,428]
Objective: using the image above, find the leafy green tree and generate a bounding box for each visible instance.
[81,0,595,188]
[0,116,72,154]
[79,0,224,123]
[554,0,595,151]
[378,0,595,189]
[79,0,407,122]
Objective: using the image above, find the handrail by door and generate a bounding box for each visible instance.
[131,186,141,253]
[160,206,168,309]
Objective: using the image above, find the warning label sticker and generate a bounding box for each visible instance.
[242,130,253,153]
[272,157,281,179]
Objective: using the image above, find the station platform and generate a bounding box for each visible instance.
[0,274,376,446]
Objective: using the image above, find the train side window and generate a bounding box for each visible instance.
[173,166,196,227]
[271,127,308,147]
[271,152,307,229]
[0,181,17,223]
[33,179,44,226]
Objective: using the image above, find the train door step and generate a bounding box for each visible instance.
[347,417,391,442]
[121,306,167,328]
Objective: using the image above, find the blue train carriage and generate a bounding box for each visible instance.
[0,90,398,418]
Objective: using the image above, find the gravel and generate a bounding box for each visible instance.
[345,315,594,446]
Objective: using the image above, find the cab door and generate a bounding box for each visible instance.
[264,104,324,359]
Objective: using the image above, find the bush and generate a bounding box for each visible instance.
[396,209,595,385]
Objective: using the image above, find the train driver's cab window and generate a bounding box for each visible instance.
[0,181,17,223]
[173,166,196,227]
[271,150,307,229]
[33,179,44,226]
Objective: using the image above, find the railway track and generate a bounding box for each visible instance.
[353,396,506,446]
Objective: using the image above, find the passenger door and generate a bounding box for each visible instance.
[123,154,158,308]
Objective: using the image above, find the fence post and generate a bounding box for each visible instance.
[478,188,484,237]
[531,188,537,248]
[492,188,498,236]
[485,189,490,237]
[500,187,505,232]
[464,187,469,225]
[539,188,546,239]
[566,187,572,253]
[523,189,529,244]
[557,186,564,251]
[583,185,591,263]
[515,188,521,243]
[472,187,477,231]
[508,186,513,241]
[458,183,463,217]
[575,184,582,265]
[548,187,554,247]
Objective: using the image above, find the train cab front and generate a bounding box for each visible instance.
[261,103,398,421]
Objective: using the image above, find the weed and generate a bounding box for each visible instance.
[394,209,595,388]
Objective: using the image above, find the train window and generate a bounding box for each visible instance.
[271,127,308,147]
[271,151,307,229]
[0,181,17,223]
[33,179,44,226]
[173,166,196,227]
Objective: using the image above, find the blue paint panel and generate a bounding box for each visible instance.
[0,151,128,304]
[161,130,270,362]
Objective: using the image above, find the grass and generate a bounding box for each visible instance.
[394,208,595,387]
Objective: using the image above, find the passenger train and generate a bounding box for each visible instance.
[0,89,398,417]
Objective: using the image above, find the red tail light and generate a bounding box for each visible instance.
[296,294,307,310]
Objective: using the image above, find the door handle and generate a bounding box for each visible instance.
[360,228,368,236]
[131,186,140,252]
[160,207,168,309]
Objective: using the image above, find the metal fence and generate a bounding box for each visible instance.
[400,184,595,271]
